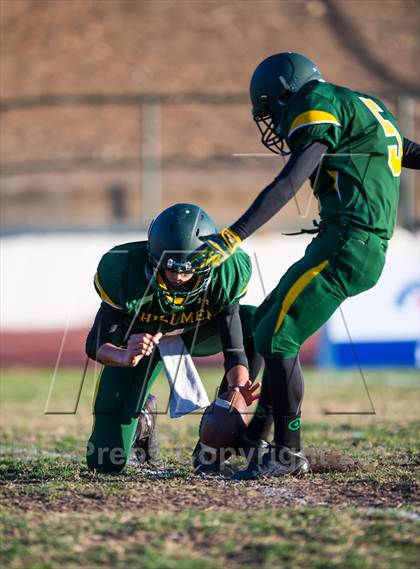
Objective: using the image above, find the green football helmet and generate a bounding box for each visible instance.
[250,52,324,155]
[146,203,217,312]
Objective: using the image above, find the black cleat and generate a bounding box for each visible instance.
[233,445,310,480]
[132,394,162,466]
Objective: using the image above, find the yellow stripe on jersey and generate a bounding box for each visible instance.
[94,272,123,310]
[273,260,329,334]
[326,169,339,191]
[288,110,341,137]
[326,169,342,202]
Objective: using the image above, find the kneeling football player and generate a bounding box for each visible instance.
[85,203,271,474]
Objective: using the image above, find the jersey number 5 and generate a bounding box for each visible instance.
[359,97,402,177]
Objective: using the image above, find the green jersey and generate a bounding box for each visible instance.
[281,82,403,238]
[93,241,251,337]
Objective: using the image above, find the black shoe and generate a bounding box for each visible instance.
[135,429,162,466]
[132,395,162,466]
[233,445,310,480]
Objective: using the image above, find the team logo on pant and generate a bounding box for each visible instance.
[288,418,302,431]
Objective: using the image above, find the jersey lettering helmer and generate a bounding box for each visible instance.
[93,241,251,336]
[282,82,402,238]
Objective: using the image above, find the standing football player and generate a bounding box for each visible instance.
[85,203,268,475]
[190,52,420,479]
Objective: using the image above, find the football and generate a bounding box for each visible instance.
[199,388,250,450]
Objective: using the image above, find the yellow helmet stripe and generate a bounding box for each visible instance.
[288,110,341,137]
[274,260,329,334]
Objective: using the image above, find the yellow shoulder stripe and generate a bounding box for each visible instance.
[274,260,329,334]
[94,272,123,310]
[288,110,341,137]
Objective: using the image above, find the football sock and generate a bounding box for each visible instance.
[264,356,304,451]
[244,335,264,382]
[245,374,273,441]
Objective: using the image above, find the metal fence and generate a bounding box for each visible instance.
[1,91,418,233]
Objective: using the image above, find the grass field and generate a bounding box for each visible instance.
[1,365,419,568]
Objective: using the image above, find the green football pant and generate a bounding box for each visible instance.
[86,304,256,472]
[253,224,388,358]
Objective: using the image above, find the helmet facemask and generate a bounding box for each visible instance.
[253,93,292,156]
[146,252,212,313]
[250,52,324,157]
[146,202,218,313]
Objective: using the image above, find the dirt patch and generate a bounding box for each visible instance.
[1,474,419,514]
[307,449,365,473]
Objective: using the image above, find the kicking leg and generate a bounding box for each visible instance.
[235,243,347,479]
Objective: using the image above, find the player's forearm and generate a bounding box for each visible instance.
[226,364,250,387]
[85,302,124,361]
[95,343,130,366]
[230,141,328,240]
[402,138,420,169]
[217,304,249,372]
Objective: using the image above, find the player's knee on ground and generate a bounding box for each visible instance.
[86,440,128,473]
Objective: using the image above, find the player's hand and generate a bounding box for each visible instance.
[189,228,241,270]
[228,380,260,407]
[124,332,163,367]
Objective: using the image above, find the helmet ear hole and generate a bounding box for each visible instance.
[196,228,200,236]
